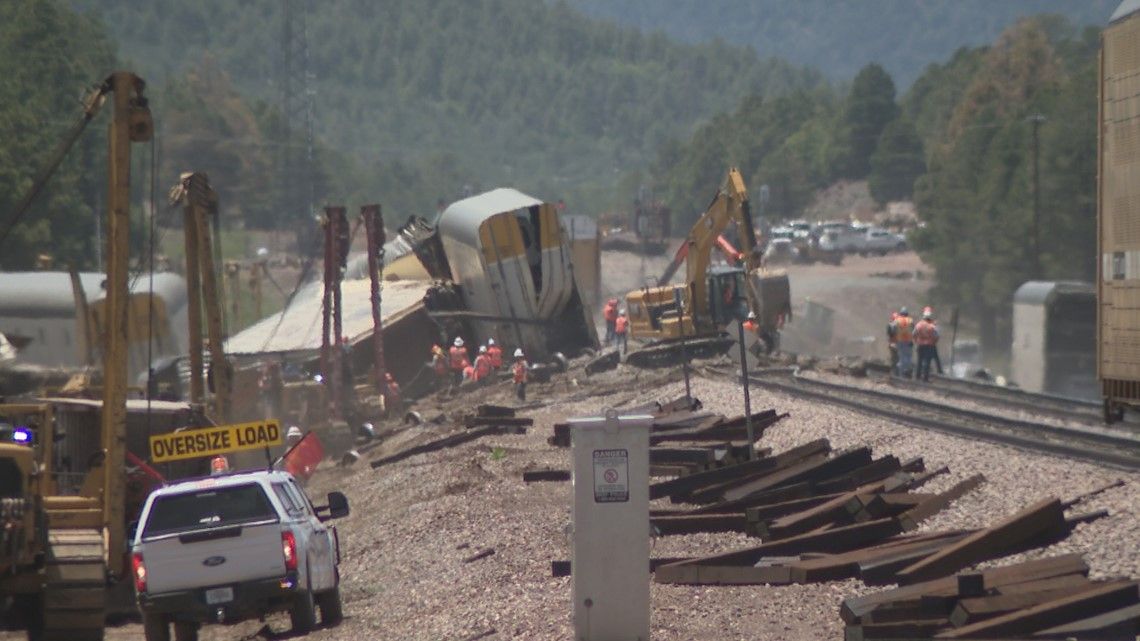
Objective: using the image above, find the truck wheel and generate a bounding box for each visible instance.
[289,589,317,633]
[142,613,170,641]
[316,586,344,627]
[173,621,199,641]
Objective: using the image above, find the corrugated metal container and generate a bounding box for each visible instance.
[1098,2,1140,420]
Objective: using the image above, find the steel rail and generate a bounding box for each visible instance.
[874,373,1103,425]
[745,370,1140,472]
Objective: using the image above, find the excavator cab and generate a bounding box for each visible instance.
[706,267,750,327]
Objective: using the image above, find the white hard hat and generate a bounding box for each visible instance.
[747,311,756,320]
[256,247,269,258]
[487,338,495,346]
[479,345,487,353]
[287,426,303,439]
[619,309,626,315]
[454,337,464,347]
[514,348,524,358]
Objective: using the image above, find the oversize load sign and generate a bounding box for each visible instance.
[149,421,283,463]
[592,448,629,503]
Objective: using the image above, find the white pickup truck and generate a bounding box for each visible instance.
[130,470,349,641]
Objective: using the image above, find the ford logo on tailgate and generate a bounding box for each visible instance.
[202,555,227,567]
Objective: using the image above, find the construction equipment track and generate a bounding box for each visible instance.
[746,369,1140,472]
[36,529,107,641]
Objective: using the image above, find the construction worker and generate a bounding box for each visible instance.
[474,345,493,381]
[913,309,941,382]
[487,338,503,370]
[743,310,759,334]
[382,372,402,417]
[512,348,528,401]
[449,337,468,385]
[603,298,619,345]
[890,307,914,378]
[431,345,449,391]
[462,358,476,383]
[886,311,900,375]
[614,308,629,355]
[924,306,944,375]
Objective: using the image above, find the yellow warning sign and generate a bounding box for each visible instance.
[149,420,283,463]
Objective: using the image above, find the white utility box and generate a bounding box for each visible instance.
[570,409,652,641]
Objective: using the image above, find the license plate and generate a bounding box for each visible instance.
[205,587,233,604]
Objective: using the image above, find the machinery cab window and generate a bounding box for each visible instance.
[707,269,749,327]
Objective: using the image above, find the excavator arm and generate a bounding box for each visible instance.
[680,168,758,321]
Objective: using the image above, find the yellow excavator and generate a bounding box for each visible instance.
[623,169,791,366]
[0,71,151,641]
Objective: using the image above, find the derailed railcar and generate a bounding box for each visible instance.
[436,189,598,358]
[1098,1,1140,422]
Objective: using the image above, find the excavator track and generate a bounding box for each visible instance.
[624,335,737,369]
[33,529,106,641]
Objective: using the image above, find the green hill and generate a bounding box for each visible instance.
[563,0,1116,87]
[69,0,823,218]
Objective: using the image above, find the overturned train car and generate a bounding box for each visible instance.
[434,189,598,359]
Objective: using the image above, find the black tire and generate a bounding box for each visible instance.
[173,621,198,641]
[289,589,317,633]
[316,586,344,627]
[142,613,170,641]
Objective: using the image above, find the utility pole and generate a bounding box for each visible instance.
[1028,113,1046,280]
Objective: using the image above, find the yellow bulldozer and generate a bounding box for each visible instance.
[623,169,791,366]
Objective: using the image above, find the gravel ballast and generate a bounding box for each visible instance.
[96,369,1138,641]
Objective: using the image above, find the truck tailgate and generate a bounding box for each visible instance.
[143,522,286,594]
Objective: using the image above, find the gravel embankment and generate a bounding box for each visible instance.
[95,368,1138,641]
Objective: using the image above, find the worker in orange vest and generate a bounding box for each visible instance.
[889,307,914,378]
[512,348,529,401]
[614,308,629,355]
[487,338,503,370]
[382,372,402,417]
[431,345,449,391]
[742,311,759,334]
[603,298,619,345]
[474,345,493,381]
[449,337,468,385]
[923,306,944,375]
[913,309,941,382]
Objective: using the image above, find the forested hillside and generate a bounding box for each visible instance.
[649,16,1098,352]
[565,0,1115,86]
[0,0,116,269]
[69,0,823,221]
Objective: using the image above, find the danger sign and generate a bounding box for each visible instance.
[149,420,283,463]
[592,449,629,503]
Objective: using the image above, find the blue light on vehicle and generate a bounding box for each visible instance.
[12,428,30,443]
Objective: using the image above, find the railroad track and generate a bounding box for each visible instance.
[872,371,1106,426]
[745,369,1140,472]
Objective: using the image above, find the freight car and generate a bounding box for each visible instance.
[1011,281,1097,400]
[1097,0,1140,422]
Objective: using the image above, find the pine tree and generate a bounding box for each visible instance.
[868,117,926,204]
[832,63,899,179]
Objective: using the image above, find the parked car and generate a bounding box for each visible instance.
[763,237,796,265]
[131,469,350,641]
[813,222,863,252]
[858,228,907,255]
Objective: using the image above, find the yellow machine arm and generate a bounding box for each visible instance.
[682,168,759,321]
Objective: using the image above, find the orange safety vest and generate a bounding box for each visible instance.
[474,354,493,378]
[487,345,503,369]
[615,316,629,335]
[893,316,914,343]
[513,360,528,383]
[603,303,618,322]
[432,352,448,375]
[913,320,938,346]
[450,346,467,371]
[742,319,758,333]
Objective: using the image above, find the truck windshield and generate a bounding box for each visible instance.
[142,483,277,538]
